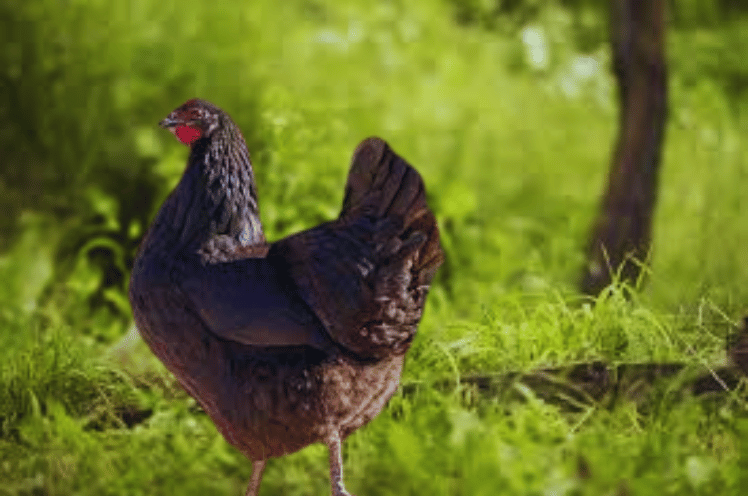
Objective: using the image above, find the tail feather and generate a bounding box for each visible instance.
[277,137,443,359]
[342,138,423,222]
[342,137,443,279]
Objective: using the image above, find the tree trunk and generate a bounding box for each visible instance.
[580,0,668,296]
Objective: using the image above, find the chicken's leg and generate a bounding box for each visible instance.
[327,431,354,496]
[245,460,266,496]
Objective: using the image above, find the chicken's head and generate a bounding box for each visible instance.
[159,99,225,146]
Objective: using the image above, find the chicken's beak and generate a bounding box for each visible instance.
[159,116,179,129]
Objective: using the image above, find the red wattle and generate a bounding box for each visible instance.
[175,125,202,145]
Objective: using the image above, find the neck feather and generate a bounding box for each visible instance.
[144,123,266,259]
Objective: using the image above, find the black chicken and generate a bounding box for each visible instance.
[129,99,443,495]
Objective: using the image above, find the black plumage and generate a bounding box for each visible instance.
[129,99,443,495]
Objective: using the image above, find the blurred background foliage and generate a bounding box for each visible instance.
[1,0,747,494]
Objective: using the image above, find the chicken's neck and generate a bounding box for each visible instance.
[146,127,266,259]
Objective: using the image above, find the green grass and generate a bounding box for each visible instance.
[1,0,748,494]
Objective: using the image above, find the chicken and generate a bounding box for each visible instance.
[128,99,444,495]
